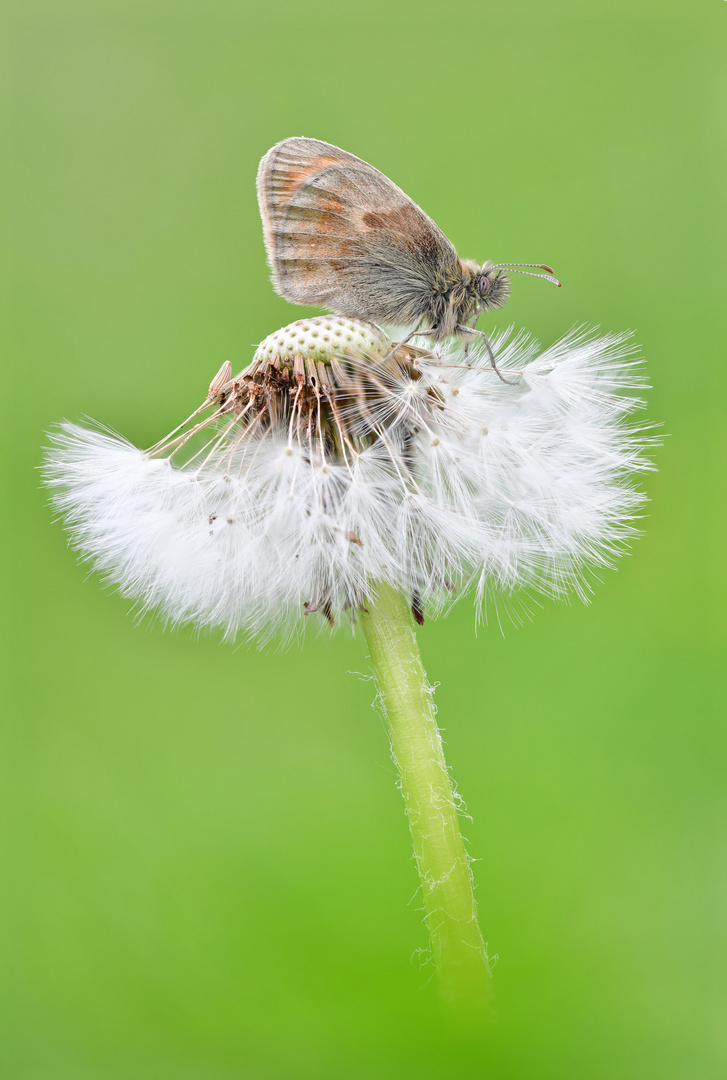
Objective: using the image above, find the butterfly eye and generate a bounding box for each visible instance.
[476,275,492,297]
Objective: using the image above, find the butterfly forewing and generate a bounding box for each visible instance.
[257,138,461,325]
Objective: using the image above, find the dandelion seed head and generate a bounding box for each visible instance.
[255,316,390,368]
[43,318,655,643]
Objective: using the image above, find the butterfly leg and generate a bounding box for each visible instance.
[381,320,432,363]
[463,312,480,360]
[456,325,516,385]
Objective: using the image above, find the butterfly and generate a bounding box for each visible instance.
[256,137,559,366]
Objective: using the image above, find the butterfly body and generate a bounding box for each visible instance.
[257,138,552,344]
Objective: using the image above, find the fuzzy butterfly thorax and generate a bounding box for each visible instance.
[421,260,511,341]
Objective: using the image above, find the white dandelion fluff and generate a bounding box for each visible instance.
[43,316,654,642]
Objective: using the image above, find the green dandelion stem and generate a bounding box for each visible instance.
[360,583,491,1009]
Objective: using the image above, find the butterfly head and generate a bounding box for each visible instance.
[475,264,511,312]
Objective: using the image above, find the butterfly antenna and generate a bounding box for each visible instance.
[491,262,561,287]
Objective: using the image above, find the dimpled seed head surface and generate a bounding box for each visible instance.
[254,317,391,365]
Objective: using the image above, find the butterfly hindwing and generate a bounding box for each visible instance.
[256,137,461,325]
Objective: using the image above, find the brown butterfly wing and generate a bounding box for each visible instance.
[256,137,461,325]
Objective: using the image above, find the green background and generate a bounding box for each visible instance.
[3,1,725,1077]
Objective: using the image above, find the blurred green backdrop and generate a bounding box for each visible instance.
[3,1,725,1077]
